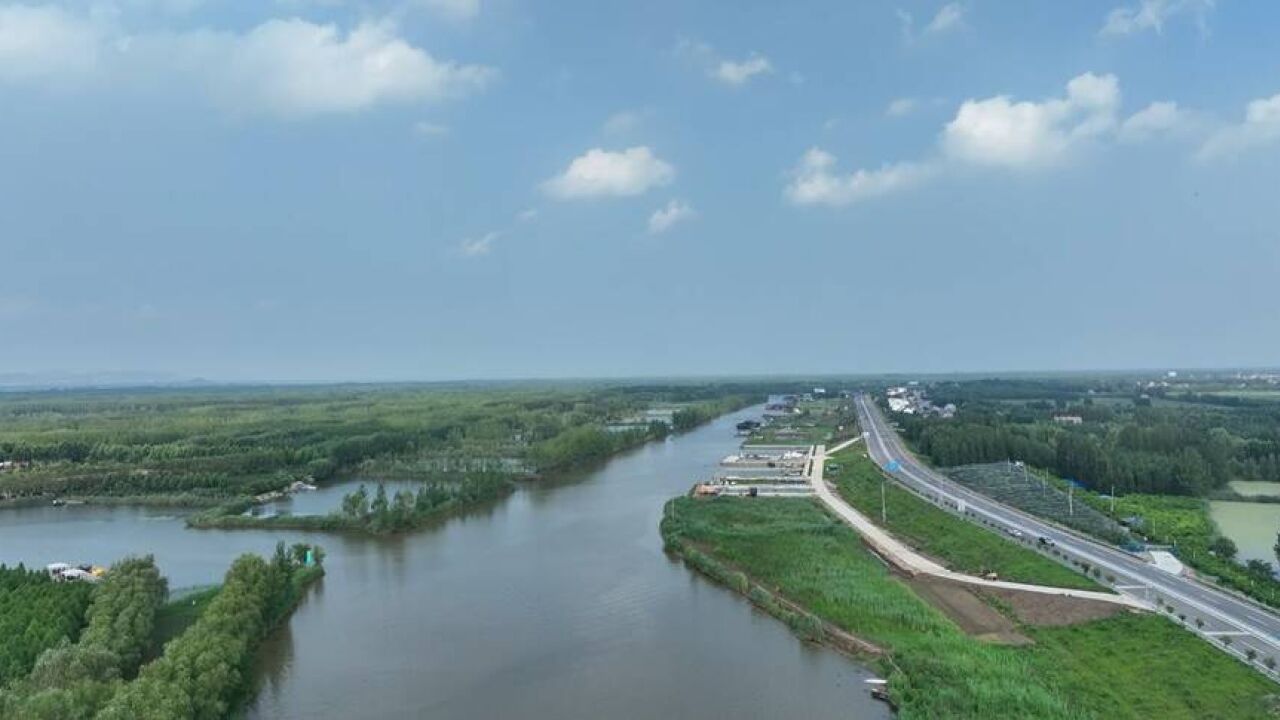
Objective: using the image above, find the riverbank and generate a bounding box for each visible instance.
[662,495,1278,719]
[189,400,755,536]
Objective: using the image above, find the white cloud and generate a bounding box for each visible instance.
[0,10,494,118]
[785,148,934,206]
[190,19,494,117]
[603,110,643,135]
[898,3,966,43]
[517,208,538,222]
[941,72,1120,167]
[886,97,918,117]
[895,9,914,40]
[712,53,772,86]
[0,4,102,83]
[676,39,775,88]
[543,146,674,200]
[1100,0,1214,36]
[414,121,449,137]
[648,199,694,234]
[418,0,480,21]
[460,231,498,257]
[1198,93,1280,160]
[787,73,1144,208]
[924,3,965,35]
[1120,101,1187,141]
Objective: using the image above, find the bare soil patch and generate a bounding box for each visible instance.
[908,577,1032,645]
[977,586,1126,627]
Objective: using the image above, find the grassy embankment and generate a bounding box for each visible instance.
[828,448,1102,591]
[662,496,1278,720]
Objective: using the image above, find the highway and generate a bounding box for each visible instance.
[853,393,1280,676]
[806,441,1145,608]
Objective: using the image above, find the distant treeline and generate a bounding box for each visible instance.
[892,380,1280,497]
[0,385,762,503]
[191,394,755,535]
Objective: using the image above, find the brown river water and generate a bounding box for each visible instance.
[0,407,887,719]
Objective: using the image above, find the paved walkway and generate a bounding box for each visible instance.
[808,443,1149,609]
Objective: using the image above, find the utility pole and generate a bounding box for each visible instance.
[1069,484,1074,517]
[881,479,887,524]
[1110,485,1116,516]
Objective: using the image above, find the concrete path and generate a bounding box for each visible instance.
[807,443,1149,609]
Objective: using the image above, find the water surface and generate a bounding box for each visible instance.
[0,408,887,719]
[1228,480,1280,498]
[1210,500,1280,568]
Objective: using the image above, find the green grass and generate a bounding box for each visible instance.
[1028,613,1280,720]
[663,496,1278,720]
[663,497,1077,718]
[828,449,1102,591]
[148,586,220,660]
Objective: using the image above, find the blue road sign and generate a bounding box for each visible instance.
[885,459,901,472]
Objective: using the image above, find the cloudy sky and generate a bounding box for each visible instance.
[2,0,1278,382]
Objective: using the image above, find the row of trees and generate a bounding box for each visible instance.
[1,556,168,720]
[339,476,512,533]
[97,546,322,720]
[897,393,1280,496]
[0,565,95,686]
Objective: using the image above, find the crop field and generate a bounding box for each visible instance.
[945,463,1129,543]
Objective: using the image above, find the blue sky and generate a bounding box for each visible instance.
[2,0,1279,382]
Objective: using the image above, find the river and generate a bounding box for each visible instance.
[0,407,887,719]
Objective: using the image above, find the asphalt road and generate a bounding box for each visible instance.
[853,394,1280,674]
[807,441,1143,607]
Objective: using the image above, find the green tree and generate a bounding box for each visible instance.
[1211,536,1239,561]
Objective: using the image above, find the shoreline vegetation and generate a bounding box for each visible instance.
[188,394,755,535]
[662,495,1278,719]
[0,384,761,511]
[0,386,759,532]
[0,545,324,719]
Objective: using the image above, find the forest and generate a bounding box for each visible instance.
[0,383,761,506]
[1,556,168,719]
[0,566,95,687]
[0,546,322,720]
[892,377,1280,497]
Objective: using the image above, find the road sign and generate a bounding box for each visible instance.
[885,459,901,472]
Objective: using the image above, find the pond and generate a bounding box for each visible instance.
[1209,500,1280,569]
